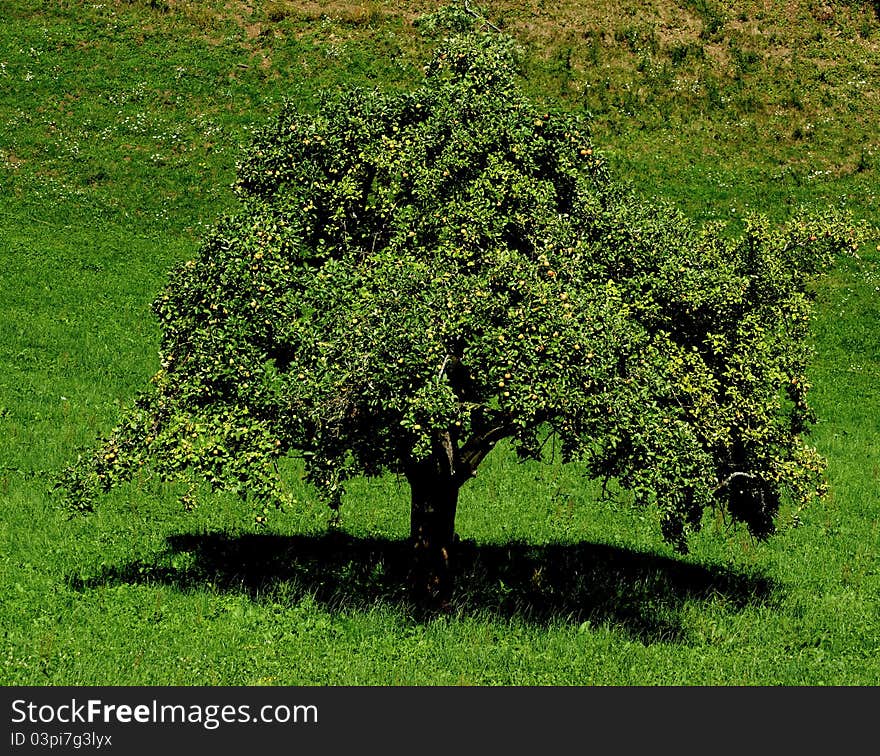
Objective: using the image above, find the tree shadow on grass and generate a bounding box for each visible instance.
[68,531,775,644]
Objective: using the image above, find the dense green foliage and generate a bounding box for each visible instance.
[59,16,866,559]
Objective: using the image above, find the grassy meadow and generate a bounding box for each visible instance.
[1,0,878,685]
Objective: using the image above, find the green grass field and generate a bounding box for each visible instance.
[1,0,878,685]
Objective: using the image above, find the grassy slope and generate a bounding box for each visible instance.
[1,0,878,684]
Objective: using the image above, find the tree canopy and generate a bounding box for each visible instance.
[59,12,866,601]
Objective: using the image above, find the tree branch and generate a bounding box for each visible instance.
[438,430,455,477]
[463,1,502,33]
[456,420,516,484]
[437,354,451,383]
[714,471,759,493]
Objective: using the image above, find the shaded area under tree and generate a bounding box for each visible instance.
[68,531,776,643]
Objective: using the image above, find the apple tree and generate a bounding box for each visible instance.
[59,19,865,603]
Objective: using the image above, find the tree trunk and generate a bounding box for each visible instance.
[406,454,460,607]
